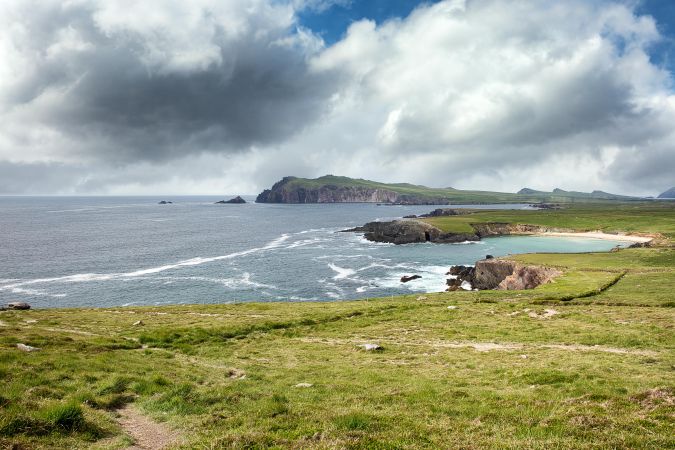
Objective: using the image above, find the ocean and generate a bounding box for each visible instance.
[0,196,628,308]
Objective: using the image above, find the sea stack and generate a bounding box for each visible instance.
[216,196,247,204]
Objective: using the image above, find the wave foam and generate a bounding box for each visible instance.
[1,233,291,296]
[327,264,357,280]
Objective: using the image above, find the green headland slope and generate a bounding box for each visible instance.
[255,175,641,204]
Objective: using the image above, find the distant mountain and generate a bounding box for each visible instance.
[658,187,675,199]
[517,188,546,195]
[255,175,641,204]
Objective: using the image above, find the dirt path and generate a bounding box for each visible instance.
[118,405,181,450]
[296,336,658,356]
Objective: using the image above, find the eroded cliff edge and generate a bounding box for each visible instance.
[447,259,561,291]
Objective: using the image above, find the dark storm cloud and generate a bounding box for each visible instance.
[2,0,337,163]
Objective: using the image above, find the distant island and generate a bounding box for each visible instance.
[215,196,246,204]
[255,175,639,205]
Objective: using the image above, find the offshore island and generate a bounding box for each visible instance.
[1,177,674,449]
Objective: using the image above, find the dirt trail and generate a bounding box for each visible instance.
[296,337,657,356]
[118,405,181,450]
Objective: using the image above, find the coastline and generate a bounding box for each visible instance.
[534,231,653,243]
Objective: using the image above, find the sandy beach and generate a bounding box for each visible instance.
[536,231,653,243]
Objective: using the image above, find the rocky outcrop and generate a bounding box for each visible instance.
[446,259,560,291]
[216,196,246,204]
[400,275,422,283]
[343,220,479,244]
[158,200,173,204]
[470,222,572,237]
[256,177,453,204]
[472,260,520,289]
[496,264,561,290]
[418,208,473,218]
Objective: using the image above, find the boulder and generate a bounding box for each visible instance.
[6,302,31,310]
[17,343,40,352]
[401,275,422,283]
[158,200,173,204]
[360,343,383,351]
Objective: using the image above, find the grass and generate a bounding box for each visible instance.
[1,204,674,448]
[421,202,675,239]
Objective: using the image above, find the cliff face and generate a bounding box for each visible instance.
[257,184,400,203]
[256,177,451,204]
[257,184,444,204]
[470,222,573,237]
[452,259,561,290]
[344,220,479,244]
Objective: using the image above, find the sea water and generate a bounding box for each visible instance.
[0,197,628,308]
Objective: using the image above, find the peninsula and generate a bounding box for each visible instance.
[256,175,640,205]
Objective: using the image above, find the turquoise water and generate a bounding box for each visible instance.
[0,197,627,308]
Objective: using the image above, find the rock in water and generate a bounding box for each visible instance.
[215,196,246,204]
[158,200,173,204]
[400,275,422,283]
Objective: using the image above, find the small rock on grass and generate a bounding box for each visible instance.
[447,305,458,310]
[132,320,144,326]
[17,343,40,352]
[360,343,383,351]
[294,383,313,388]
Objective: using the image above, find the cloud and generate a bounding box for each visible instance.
[0,0,673,195]
[0,0,336,165]
[306,0,674,192]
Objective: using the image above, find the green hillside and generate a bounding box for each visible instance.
[257,175,641,204]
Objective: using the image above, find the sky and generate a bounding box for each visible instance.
[0,0,674,196]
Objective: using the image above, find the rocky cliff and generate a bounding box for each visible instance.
[256,177,449,204]
[343,220,479,244]
[470,222,573,237]
[449,259,561,291]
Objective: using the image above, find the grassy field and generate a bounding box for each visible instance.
[1,205,674,449]
[421,202,675,239]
